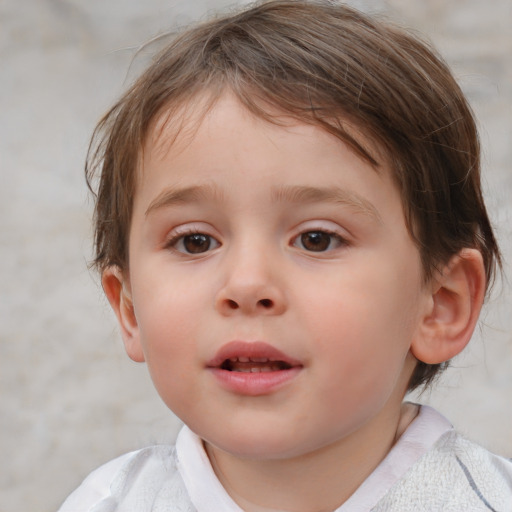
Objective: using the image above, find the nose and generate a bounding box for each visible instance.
[214,249,287,316]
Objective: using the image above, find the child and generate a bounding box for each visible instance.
[58,1,512,510]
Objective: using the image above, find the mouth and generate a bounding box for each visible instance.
[220,357,294,373]
[207,341,302,395]
[207,340,301,371]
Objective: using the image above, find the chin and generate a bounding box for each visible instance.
[202,427,307,461]
[219,432,339,462]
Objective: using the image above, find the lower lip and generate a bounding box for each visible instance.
[208,367,302,396]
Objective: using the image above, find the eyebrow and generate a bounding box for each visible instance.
[145,183,381,223]
[145,184,224,216]
[271,185,382,223]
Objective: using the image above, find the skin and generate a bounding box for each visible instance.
[103,92,486,511]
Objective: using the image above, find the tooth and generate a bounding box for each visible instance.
[229,358,237,362]
[250,357,269,363]
[238,367,251,373]
[238,356,250,363]
[261,366,272,372]
[250,367,260,373]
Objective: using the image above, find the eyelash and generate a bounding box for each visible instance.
[291,229,348,253]
[165,229,221,255]
[165,226,348,256]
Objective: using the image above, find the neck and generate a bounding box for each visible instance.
[205,402,419,512]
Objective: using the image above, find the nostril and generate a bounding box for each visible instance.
[259,298,273,308]
[227,299,239,310]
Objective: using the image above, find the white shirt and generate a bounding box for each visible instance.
[57,406,512,511]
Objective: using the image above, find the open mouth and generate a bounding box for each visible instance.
[208,342,302,395]
[220,357,293,373]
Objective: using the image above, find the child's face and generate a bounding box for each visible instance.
[119,93,431,460]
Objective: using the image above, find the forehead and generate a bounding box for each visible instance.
[141,89,387,175]
[143,91,215,159]
[135,93,403,224]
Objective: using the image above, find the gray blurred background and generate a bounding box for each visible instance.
[1,1,511,510]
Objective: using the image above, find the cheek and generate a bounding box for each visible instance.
[132,282,204,388]
[304,264,421,377]
[138,319,201,415]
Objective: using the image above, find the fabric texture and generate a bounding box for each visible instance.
[57,406,512,511]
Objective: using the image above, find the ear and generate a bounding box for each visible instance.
[411,249,486,365]
[102,266,145,363]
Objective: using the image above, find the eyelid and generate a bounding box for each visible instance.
[290,221,351,253]
[292,220,350,239]
[293,230,346,248]
[164,223,221,255]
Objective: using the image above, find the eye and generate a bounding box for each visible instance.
[169,232,220,254]
[293,230,345,252]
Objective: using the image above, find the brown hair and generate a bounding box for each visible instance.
[87,0,501,390]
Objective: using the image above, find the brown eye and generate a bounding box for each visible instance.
[182,233,213,253]
[300,231,331,251]
[170,232,220,255]
[295,230,344,252]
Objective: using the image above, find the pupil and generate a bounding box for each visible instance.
[302,231,330,252]
[184,234,210,253]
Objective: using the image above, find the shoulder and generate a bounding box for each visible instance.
[441,431,512,507]
[57,450,137,511]
[57,445,194,512]
[374,423,512,511]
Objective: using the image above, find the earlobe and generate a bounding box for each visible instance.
[411,249,486,365]
[102,267,145,363]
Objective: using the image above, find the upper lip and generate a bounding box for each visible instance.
[207,340,303,369]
